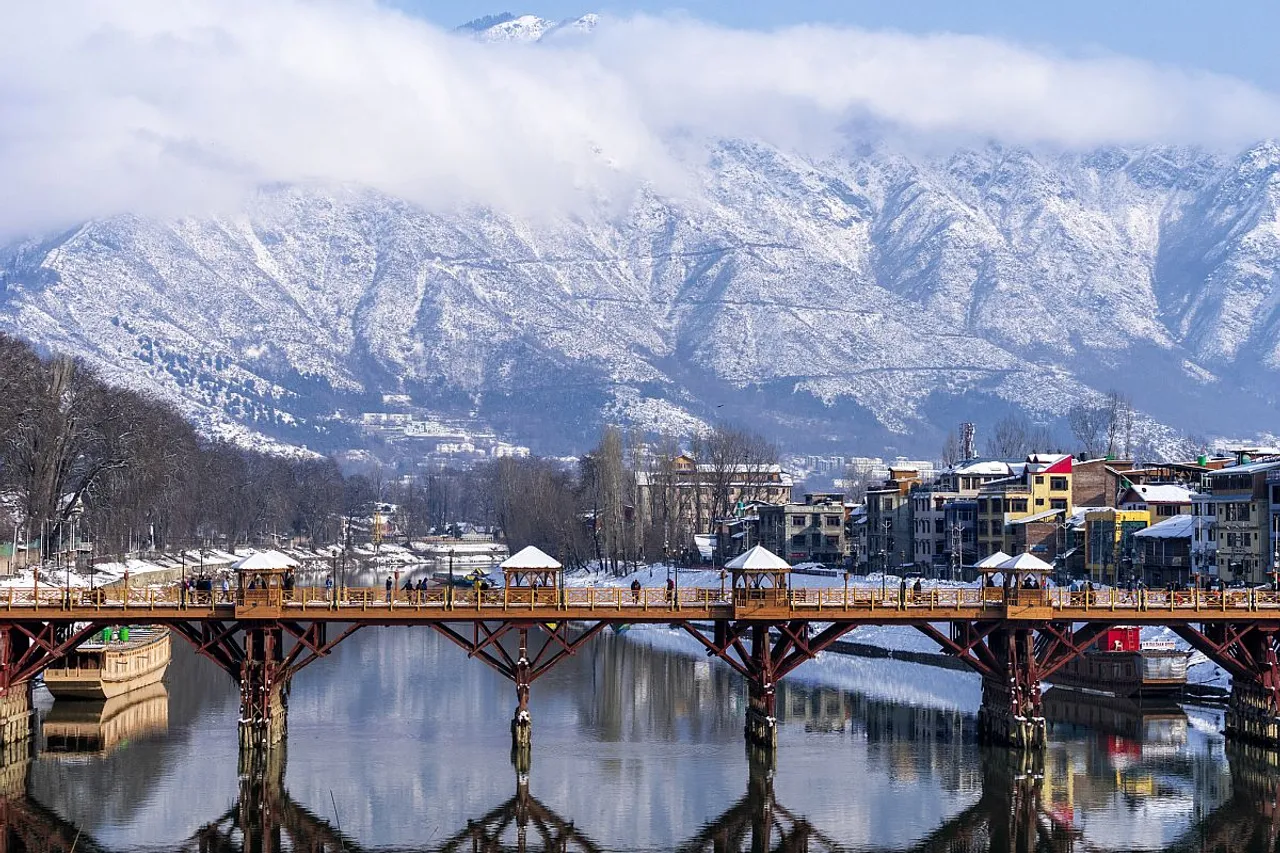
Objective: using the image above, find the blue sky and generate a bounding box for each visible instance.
[392,0,1280,91]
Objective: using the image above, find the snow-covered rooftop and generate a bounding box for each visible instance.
[1133,515,1196,540]
[1123,483,1194,504]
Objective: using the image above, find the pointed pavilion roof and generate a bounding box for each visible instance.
[973,551,1012,570]
[500,545,562,571]
[725,545,791,572]
[231,550,300,572]
[996,552,1054,573]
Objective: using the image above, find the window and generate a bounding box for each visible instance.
[1010,500,1028,513]
[1035,476,1045,485]
[992,499,1003,513]
[791,534,806,546]
[1051,476,1069,491]
[1157,505,1176,517]
[1035,498,1045,507]
[978,521,989,536]
[825,515,841,527]
[791,515,806,526]
[978,499,989,514]
[882,498,894,511]
[1050,499,1068,510]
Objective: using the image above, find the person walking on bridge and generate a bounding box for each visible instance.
[385,575,393,603]
[630,578,641,603]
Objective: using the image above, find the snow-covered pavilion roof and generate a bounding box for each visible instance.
[996,552,1054,573]
[725,545,791,572]
[973,551,1011,569]
[231,550,300,572]
[500,545,562,571]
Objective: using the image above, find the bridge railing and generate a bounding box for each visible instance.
[5,582,1280,614]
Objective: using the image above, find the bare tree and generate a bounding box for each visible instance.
[983,414,1057,459]
[940,428,961,467]
[1102,390,1135,459]
[1067,402,1109,458]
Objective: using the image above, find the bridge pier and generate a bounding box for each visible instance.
[1174,624,1280,749]
[239,626,288,763]
[744,625,777,751]
[512,627,533,753]
[920,622,1112,751]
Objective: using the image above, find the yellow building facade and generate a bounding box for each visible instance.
[1084,508,1151,584]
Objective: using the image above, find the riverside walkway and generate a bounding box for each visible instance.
[2,579,1280,758]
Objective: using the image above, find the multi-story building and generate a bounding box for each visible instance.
[865,467,921,574]
[1118,483,1195,519]
[1190,494,1217,581]
[912,460,1014,574]
[635,454,794,554]
[912,487,957,571]
[1132,515,1194,587]
[1083,508,1151,584]
[758,494,848,566]
[846,503,867,570]
[1199,458,1280,584]
[1269,469,1280,579]
[1071,458,1136,507]
[976,454,1074,560]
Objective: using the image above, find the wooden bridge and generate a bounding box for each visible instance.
[4,579,1280,757]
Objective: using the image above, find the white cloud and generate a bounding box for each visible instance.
[2,1,1279,238]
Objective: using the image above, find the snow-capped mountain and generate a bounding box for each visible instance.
[458,12,597,42]
[3,138,1279,458]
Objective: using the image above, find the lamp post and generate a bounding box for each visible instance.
[880,518,893,597]
[949,522,964,583]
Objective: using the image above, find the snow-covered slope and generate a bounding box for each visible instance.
[3,139,1280,455]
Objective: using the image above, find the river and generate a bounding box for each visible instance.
[10,622,1275,851]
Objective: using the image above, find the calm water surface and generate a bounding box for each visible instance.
[11,622,1275,851]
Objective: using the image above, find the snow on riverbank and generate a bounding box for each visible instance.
[618,623,982,712]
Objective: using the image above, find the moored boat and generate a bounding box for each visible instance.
[43,627,171,700]
[1046,627,1189,698]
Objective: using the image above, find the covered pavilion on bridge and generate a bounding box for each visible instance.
[988,551,1054,590]
[726,545,791,605]
[500,546,563,590]
[231,550,300,605]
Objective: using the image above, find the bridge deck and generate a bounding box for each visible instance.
[2,585,1278,624]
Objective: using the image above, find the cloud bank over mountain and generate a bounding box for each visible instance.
[4,1,1280,237]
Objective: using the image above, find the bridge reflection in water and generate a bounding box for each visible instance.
[2,738,1280,851]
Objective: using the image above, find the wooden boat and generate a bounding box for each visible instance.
[431,568,494,589]
[42,681,169,757]
[43,627,170,700]
[1047,627,1189,698]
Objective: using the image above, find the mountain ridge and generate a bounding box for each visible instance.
[2,138,1279,458]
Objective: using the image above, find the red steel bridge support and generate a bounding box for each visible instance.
[678,620,859,752]
[916,621,1113,748]
[429,620,605,759]
[0,622,106,755]
[170,620,362,768]
[1172,622,1280,746]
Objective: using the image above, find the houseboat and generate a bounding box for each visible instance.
[43,627,171,700]
[1047,627,1189,698]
